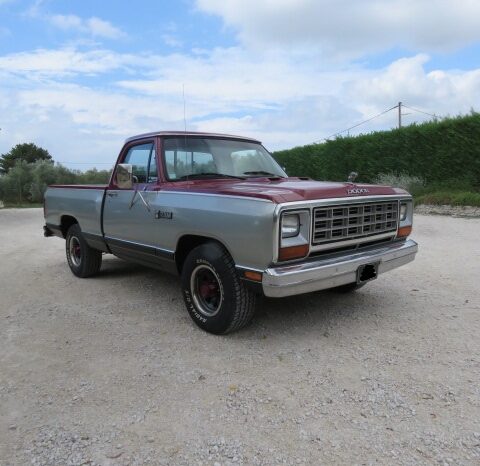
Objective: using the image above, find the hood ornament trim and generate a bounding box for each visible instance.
[347,171,358,183]
[346,171,369,195]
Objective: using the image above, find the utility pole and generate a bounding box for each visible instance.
[398,101,402,128]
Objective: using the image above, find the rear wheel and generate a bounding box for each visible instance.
[65,224,102,278]
[181,242,256,334]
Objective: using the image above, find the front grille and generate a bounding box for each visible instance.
[312,201,399,246]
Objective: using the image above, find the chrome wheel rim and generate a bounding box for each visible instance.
[190,264,223,317]
[69,236,82,267]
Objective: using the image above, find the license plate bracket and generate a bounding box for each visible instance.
[357,262,379,284]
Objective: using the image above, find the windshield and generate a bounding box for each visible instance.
[163,137,287,181]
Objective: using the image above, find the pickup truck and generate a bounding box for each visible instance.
[44,131,418,334]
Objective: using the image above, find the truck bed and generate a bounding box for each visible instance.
[44,186,107,251]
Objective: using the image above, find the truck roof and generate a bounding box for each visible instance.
[125,131,261,144]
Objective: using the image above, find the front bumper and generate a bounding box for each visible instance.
[262,239,418,298]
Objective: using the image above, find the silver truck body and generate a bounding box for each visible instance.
[45,187,279,273]
[45,190,417,297]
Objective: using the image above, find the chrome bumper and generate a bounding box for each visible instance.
[262,239,418,298]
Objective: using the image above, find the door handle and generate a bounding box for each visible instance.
[107,192,118,197]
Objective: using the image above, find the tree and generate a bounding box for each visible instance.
[29,160,59,203]
[0,161,33,204]
[0,143,52,174]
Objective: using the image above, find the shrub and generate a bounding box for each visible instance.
[0,159,111,205]
[374,172,425,195]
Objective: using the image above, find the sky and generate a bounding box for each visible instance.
[0,0,479,169]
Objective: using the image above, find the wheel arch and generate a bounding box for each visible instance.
[60,215,79,238]
[174,234,234,274]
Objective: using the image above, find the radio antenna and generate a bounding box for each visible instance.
[182,84,187,134]
[182,83,190,173]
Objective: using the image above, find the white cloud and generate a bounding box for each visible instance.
[49,14,83,31]
[0,48,143,76]
[1,1,479,170]
[162,34,183,48]
[0,46,479,167]
[196,0,480,58]
[48,14,124,39]
[116,47,344,109]
[348,54,480,117]
[0,81,187,167]
[85,17,124,39]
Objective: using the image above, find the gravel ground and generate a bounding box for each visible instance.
[415,205,480,218]
[1,208,479,466]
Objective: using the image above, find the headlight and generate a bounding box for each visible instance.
[281,214,300,238]
[400,203,408,221]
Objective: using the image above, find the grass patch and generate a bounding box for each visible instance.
[415,191,480,207]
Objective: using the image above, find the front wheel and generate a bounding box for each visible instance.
[65,224,102,278]
[181,242,256,334]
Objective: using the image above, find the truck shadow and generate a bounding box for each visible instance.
[93,256,395,336]
[94,257,165,279]
[253,289,385,331]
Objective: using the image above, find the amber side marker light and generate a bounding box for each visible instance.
[278,244,309,261]
[397,225,412,238]
[244,271,263,282]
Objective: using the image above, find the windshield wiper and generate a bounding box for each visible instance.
[178,172,245,181]
[243,171,284,178]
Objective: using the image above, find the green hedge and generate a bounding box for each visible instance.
[273,113,480,191]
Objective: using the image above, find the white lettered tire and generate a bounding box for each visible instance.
[181,242,256,334]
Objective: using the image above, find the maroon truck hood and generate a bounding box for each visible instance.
[161,177,406,203]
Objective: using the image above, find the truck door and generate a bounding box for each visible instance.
[103,140,175,271]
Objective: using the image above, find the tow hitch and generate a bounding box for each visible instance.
[357,263,378,283]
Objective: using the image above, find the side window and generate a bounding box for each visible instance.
[123,143,156,184]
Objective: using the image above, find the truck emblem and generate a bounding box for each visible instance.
[155,210,173,219]
[347,188,370,195]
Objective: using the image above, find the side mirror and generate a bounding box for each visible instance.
[115,164,133,189]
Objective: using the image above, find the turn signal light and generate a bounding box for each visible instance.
[244,271,263,282]
[278,244,309,261]
[397,225,412,238]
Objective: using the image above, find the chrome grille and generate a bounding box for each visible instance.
[312,201,399,246]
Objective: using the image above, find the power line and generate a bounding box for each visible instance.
[316,105,398,143]
[315,102,440,144]
[402,104,437,119]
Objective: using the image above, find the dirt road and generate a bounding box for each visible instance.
[1,208,479,465]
